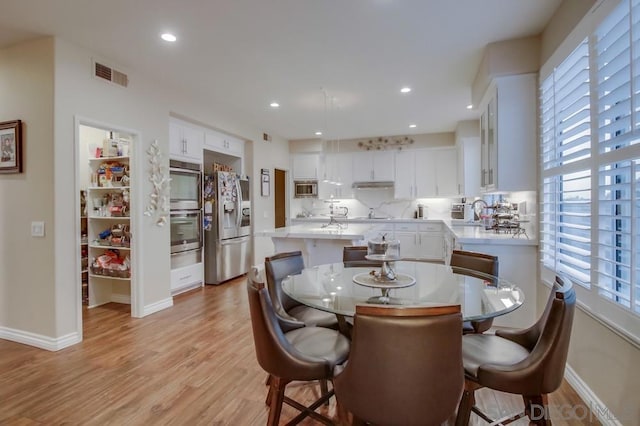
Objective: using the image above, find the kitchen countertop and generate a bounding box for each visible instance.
[286,217,538,246]
[257,223,372,240]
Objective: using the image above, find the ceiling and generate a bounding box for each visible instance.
[0,0,562,141]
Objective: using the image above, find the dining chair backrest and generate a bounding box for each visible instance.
[264,251,305,315]
[342,246,381,268]
[246,277,327,381]
[450,249,498,277]
[450,249,498,333]
[333,304,463,426]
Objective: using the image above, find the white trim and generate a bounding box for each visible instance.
[142,297,173,317]
[564,364,624,426]
[74,115,144,319]
[0,327,81,351]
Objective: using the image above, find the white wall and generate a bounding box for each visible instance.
[0,38,56,338]
[1,36,290,348]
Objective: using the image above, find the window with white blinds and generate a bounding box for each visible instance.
[541,39,591,170]
[541,0,640,331]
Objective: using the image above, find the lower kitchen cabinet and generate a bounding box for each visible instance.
[394,223,444,261]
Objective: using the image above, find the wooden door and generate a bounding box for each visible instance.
[274,168,286,228]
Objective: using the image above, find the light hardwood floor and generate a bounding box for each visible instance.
[0,276,600,425]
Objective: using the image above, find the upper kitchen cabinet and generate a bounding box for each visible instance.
[292,153,320,180]
[455,120,481,197]
[479,74,537,193]
[352,150,395,182]
[204,130,244,157]
[169,119,204,163]
[394,148,459,199]
[318,152,354,199]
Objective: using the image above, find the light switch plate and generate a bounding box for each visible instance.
[31,221,45,237]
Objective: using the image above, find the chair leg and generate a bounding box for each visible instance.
[455,388,475,426]
[456,380,482,426]
[267,376,288,426]
[320,379,329,406]
[523,394,551,426]
[264,374,273,406]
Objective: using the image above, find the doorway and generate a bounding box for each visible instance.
[274,168,287,228]
[75,117,141,336]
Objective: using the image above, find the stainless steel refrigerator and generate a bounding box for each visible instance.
[203,171,251,284]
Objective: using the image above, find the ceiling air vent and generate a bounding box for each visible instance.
[93,61,129,87]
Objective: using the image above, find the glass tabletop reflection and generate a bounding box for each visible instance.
[281,261,524,321]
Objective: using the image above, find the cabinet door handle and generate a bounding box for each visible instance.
[458,183,461,194]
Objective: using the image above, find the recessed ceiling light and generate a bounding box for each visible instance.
[270,102,280,108]
[315,131,323,136]
[161,33,177,42]
[401,87,412,93]
[409,124,417,128]
[466,104,473,109]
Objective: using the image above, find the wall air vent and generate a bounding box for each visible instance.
[93,60,129,87]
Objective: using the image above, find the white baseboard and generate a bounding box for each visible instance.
[0,326,81,351]
[142,297,173,317]
[564,364,623,426]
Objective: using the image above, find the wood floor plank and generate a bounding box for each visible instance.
[0,276,600,425]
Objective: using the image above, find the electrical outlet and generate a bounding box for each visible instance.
[31,221,45,237]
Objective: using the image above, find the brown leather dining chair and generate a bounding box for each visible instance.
[342,245,381,268]
[247,276,350,425]
[455,275,576,426]
[450,249,499,334]
[264,251,339,328]
[333,304,464,426]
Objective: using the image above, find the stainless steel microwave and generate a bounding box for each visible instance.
[294,180,318,198]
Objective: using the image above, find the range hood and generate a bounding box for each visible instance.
[351,181,395,189]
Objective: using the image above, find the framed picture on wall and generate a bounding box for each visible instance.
[0,120,22,174]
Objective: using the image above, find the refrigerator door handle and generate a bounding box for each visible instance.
[236,178,243,230]
[220,235,250,245]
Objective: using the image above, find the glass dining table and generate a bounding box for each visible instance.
[281,261,524,325]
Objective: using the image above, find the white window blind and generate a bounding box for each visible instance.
[541,38,591,171]
[541,0,640,333]
[597,160,634,309]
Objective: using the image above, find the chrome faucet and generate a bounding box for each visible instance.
[368,208,374,219]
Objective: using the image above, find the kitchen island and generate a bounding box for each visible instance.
[258,223,373,266]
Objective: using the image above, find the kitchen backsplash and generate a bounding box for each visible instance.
[291,189,537,225]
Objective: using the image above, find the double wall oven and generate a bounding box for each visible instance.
[170,159,203,268]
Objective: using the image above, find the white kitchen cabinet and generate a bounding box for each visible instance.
[352,151,394,182]
[456,134,481,197]
[169,120,204,163]
[292,153,320,180]
[394,150,417,199]
[479,74,537,193]
[318,152,354,199]
[433,148,459,196]
[204,130,244,157]
[394,148,458,199]
[393,222,444,261]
